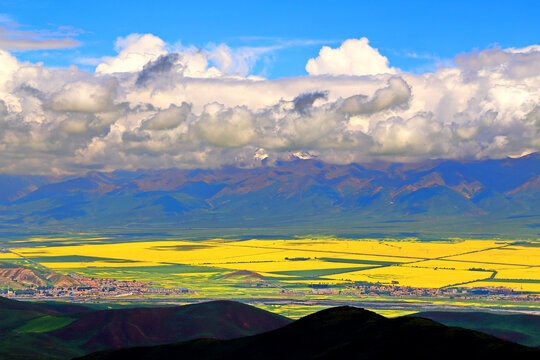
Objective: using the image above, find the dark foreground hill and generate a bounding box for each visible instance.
[1,154,539,235]
[0,298,291,359]
[415,311,540,349]
[78,306,539,360]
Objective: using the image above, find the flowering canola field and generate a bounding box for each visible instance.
[7,236,539,293]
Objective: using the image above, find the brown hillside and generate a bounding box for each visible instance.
[0,263,80,288]
[222,270,265,279]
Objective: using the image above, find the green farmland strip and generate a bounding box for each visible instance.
[116,263,228,274]
[478,278,540,284]
[15,315,75,334]
[269,266,378,278]
[30,255,136,263]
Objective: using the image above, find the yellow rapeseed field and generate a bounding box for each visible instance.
[495,266,539,279]
[225,238,505,260]
[208,260,371,273]
[10,237,539,292]
[323,265,490,288]
[446,246,540,267]
[38,261,160,269]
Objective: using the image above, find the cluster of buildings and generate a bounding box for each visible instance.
[5,273,194,299]
[302,283,539,302]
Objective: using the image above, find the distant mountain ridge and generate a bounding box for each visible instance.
[0,154,539,234]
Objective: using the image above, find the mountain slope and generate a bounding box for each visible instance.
[77,306,540,360]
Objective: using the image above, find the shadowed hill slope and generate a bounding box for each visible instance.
[414,311,540,349]
[0,297,94,359]
[0,296,90,315]
[78,306,539,360]
[0,299,291,359]
[51,300,292,353]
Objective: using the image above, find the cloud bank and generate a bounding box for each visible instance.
[0,35,539,174]
[0,18,81,51]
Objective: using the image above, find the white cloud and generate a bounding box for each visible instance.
[191,104,256,147]
[46,79,119,113]
[209,43,264,76]
[305,38,397,76]
[0,34,539,174]
[96,34,167,74]
[141,103,191,130]
[0,50,18,90]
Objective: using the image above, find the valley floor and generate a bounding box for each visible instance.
[1,233,538,318]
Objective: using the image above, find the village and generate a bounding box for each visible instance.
[3,273,195,299]
[275,282,540,302]
[2,271,538,304]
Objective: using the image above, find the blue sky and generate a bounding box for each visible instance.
[2,0,539,77]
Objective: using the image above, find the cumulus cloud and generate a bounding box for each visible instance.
[141,102,191,130]
[305,38,397,76]
[0,35,539,174]
[96,34,167,74]
[191,104,256,147]
[46,79,119,113]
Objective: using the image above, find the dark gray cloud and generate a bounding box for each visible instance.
[136,53,180,86]
[0,100,7,117]
[122,131,150,142]
[340,77,411,115]
[293,91,328,114]
[15,84,46,100]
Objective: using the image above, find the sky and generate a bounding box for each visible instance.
[0,1,539,174]
[2,0,540,76]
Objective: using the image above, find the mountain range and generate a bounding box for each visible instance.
[1,153,539,236]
